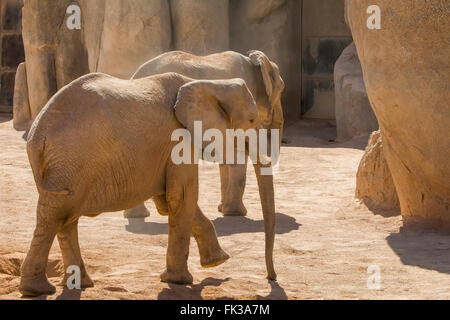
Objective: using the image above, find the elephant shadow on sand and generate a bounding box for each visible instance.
[157,277,288,300]
[125,212,301,237]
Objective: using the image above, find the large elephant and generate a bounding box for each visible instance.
[20,72,276,297]
[124,50,284,219]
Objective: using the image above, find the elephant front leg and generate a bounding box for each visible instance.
[57,220,93,289]
[219,164,248,216]
[155,194,229,267]
[192,206,230,268]
[19,203,61,297]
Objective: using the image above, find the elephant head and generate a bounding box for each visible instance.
[248,50,285,128]
[173,79,277,280]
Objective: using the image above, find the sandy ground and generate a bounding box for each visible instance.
[0,115,449,300]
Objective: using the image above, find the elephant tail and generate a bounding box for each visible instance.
[27,135,72,196]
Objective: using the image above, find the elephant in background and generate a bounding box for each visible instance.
[124,50,284,219]
[20,72,277,297]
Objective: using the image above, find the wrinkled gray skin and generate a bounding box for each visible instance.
[125,50,284,219]
[20,72,277,297]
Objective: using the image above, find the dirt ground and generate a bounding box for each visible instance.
[0,115,449,300]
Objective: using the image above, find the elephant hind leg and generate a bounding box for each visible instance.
[57,219,93,289]
[19,202,62,297]
[123,203,150,218]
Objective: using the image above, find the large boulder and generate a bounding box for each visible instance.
[88,0,172,79]
[22,0,89,119]
[230,0,302,121]
[334,42,378,141]
[12,63,31,131]
[356,130,399,212]
[170,0,229,55]
[347,0,450,228]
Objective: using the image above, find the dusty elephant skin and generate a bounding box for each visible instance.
[19,72,276,297]
[126,50,284,221]
[347,0,450,228]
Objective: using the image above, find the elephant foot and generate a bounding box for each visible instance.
[160,269,193,285]
[19,275,56,297]
[124,204,150,218]
[221,201,247,217]
[59,272,94,289]
[201,248,230,269]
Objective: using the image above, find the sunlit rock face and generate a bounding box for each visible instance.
[19,0,300,124]
[356,130,399,213]
[80,0,172,79]
[22,0,88,118]
[347,0,450,228]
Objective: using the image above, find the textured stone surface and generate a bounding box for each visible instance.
[1,35,24,68]
[0,0,24,113]
[356,131,399,212]
[171,0,229,55]
[22,0,88,118]
[334,42,378,141]
[230,0,302,121]
[0,72,15,110]
[92,0,171,79]
[1,0,23,31]
[347,0,450,228]
[12,63,30,130]
[301,0,352,119]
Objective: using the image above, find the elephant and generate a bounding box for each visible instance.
[124,50,284,219]
[19,71,277,297]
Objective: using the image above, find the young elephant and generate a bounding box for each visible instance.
[20,72,276,297]
[125,50,284,218]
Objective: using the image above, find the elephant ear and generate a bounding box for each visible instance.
[248,50,275,102]
[173,80,233,141]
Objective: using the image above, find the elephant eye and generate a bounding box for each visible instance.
[249,118,255,124]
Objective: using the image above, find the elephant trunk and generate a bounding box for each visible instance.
[254,163,276,280]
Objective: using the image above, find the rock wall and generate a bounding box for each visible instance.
[356,131,399,212]
[171,0,229,55]
[301,0,353,120]
[0,0,24,113]
[22,0,89,119]
[347,0,450,228]
[80,0,172,79]
[16,0,303,127]
[334,42,378,141]
[230,0,302,121]
[15,1,357,128]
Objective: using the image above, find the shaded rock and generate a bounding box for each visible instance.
[347,0,450,228]
[12,62,31,131]
[334,42,378,141]
[356,131,399,213]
